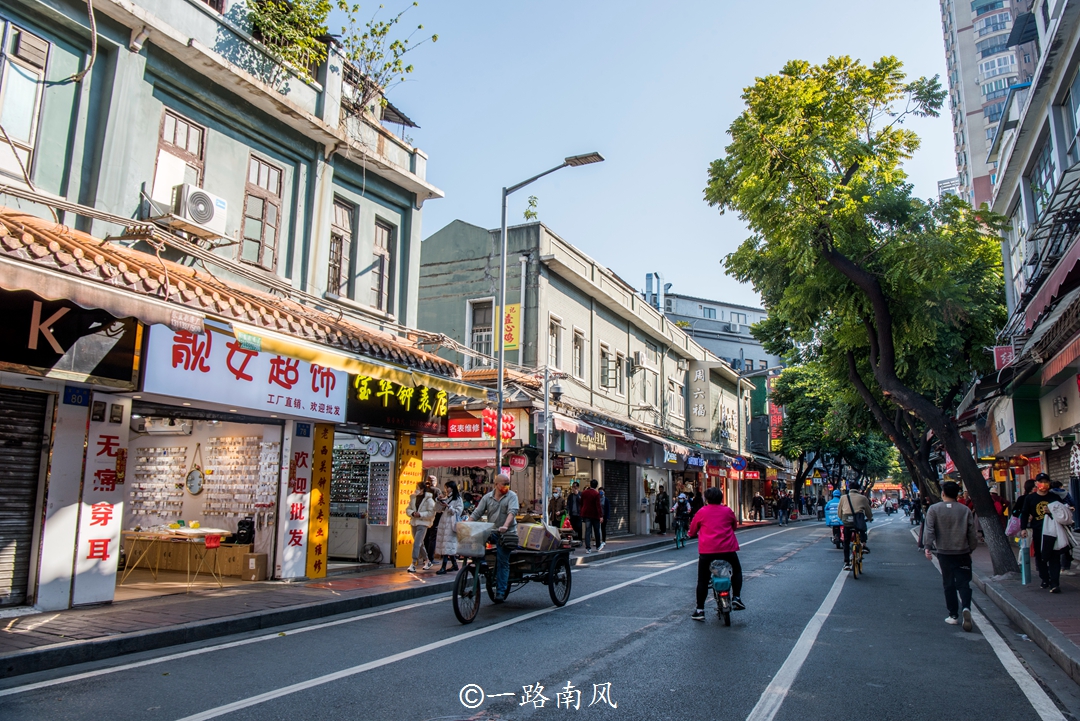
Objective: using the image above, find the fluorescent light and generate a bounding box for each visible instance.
[182,402,191,406]
[229,409,237,412]
[131,414,141,419]
[564,152,604,167]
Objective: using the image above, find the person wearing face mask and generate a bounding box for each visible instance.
[1020,473,1061,593]
[549,485,566,528]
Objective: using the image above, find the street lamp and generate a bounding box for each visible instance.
[494,153,604,471]
[539,367,564,526]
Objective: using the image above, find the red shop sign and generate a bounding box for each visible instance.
[508,454,529,471]
[743,470,761,480]
[448,417,482,438]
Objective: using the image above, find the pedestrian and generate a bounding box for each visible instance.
[435,481,463,575]
[923,481,978,631]
[1049,481,1076,576]
[406,481,436,573]
[424,477,441,563]
[467,474,519,601]
[655,485,671,535]
[777,492,792,526]
[581,479,604,553]
[688,486,745,621]
[824,489,843,548]
[690,488,704,520]
[751,492,764,522]
[548,485,567,528]
[566,481,583,546]
[599,487,611,543]
[1020,473,1062,593]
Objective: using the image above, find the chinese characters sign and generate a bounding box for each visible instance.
[72,393,130,605]
[394,433,424,567]
[306,423,333,579]
[448,416,482,438]
[767,376,783,453]
[993,345,1015,370]
[277,423,312,579]
[346,376,450,436]
[502,303,521,351]
[143,325,347,421]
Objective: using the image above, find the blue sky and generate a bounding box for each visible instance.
[332,1,955,308]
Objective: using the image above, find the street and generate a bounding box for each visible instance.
[1,521,1075,721]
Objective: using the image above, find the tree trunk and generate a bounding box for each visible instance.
[822,243,1018,575]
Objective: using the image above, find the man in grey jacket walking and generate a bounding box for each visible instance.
[923,481,978,631]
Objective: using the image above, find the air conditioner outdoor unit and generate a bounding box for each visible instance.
[169,183,228,238]
[730,323,741,333]
[140,417,193,435]
[632,350,646,368]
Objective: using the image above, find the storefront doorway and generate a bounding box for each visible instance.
[603,460,631,536]
[0,388,49,607]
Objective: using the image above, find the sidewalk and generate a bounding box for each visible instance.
[0,532,689,679]
[969,540,1080,685]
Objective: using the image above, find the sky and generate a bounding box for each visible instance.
[332,1,956,308]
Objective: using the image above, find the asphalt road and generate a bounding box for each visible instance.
[2,519,1077,721]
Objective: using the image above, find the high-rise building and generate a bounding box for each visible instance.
[939,0,1037,208]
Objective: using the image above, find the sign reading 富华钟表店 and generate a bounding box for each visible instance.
[346,375,450,436]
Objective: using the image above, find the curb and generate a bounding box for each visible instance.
[972,571,1080,686]
[0,536,683,680]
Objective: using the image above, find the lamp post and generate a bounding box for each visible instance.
[540,367,564,525]
[494,152,604,471]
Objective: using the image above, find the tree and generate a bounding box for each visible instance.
[706,56,1016,574]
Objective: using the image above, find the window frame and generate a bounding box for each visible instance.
[668,378,685,419]
[371,219,394,313]
[572,327,586,380]
[466,297,495,369]
[548,315,563,370]
[615,351,626,396]
[0,24,49,183]
[240,154,283,271]
[599,343,613,389]
[328,198,355,297]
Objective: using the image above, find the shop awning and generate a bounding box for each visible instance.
[593,424,636,441]
[636,431,692,456]
[423,449,496,468]
[551,412,595,435]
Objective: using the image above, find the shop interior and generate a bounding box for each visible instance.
[118,401,284,601]
[327,431,395,569]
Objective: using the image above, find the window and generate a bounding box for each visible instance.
[979,54,1016,79]
[645,341,658,365]
[975,11,1010,36]
[372,221,393,312]
[702,306,716,319]
[984,101,1006,122]
[668,379,685,418]
[600,344,614,388]
[159,110,205,184]
[241,155,282,269]
[745,358,754,371]
[198,0,225,11]
[0,26,48,182]
[731,312,747,325]
[469,301,493,368]
[615,353,626,396]
[972,0,1004,16]
[1030,136,1057,219]
[760,360,768,370]
[976,36,1009,58]
[548,316,563,370]
[572,330,586,379]
[328,200,353,296]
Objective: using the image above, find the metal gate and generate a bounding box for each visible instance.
[603,461,631,536]
[0,388,48,606]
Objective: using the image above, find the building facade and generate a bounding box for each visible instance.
[0,0,469,611]
[418,221,764,530]
[940,0,1038,208]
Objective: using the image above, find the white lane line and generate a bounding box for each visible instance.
[173,557,702,721]
[744,567,848,721]
[917,537,1065,721]
[1,525,811,700]
[586,524,811,568]
[0,596,449,698]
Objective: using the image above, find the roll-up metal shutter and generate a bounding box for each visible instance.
[603,460,631,536]
[0,388,48,606]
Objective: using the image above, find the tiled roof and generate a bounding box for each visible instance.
[0,207,460,378]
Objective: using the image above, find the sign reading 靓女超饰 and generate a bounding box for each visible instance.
[346,375,450,436]
[142,325,347,421]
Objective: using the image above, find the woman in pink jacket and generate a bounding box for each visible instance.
[688,486,744,620]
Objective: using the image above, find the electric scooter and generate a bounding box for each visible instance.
[711,560,734,627]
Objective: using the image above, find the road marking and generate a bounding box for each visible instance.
[914,531,1065,721]
[744,567,848,721]
[583,523,816,568]
[172,557,702,721]
[0,525,810,700]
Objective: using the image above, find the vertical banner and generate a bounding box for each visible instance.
[277,422,311,579]
[72,393,131,605]
[501,304,521,351]
[394,432,424,567]
[306,423,333,578]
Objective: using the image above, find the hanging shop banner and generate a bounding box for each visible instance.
[448,416,482,438]
[0,287,141,389]
[72,393,131,605]
[501,303,521,351]
[394,433,424,567]
[768,376,784,453]
[743,470,761,480]
[306,423,333,579]
[278,422,313,579]
[346,375,450,435]
[143,324,348,421]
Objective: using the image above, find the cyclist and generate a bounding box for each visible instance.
[824,489,843,547]
[689,487,744,620]
[837,480,873,571]
[672,493,693,541]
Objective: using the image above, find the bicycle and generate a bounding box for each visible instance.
[843,525,865,579]
[673,517,689,549]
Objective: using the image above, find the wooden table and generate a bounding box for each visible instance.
[120,529,233,590]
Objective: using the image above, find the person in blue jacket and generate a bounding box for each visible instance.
[825,490,843,548]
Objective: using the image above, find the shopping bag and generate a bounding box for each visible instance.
[204,534,221,549]
[561,516,572,530]
[456,521,494,557]
[1005,515,1021,537]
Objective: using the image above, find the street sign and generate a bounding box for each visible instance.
[508,454,529,471]
[812,469,822,479]
[731,456,747,471]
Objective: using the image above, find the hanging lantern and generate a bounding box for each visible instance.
[1008,456,1029,468]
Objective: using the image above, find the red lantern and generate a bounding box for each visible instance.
[501,412,516,441]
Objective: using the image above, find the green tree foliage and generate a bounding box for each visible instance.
[245,0,333,81]
[705,56,1015,574]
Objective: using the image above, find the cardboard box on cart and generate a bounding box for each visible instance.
[516,522,560,551]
